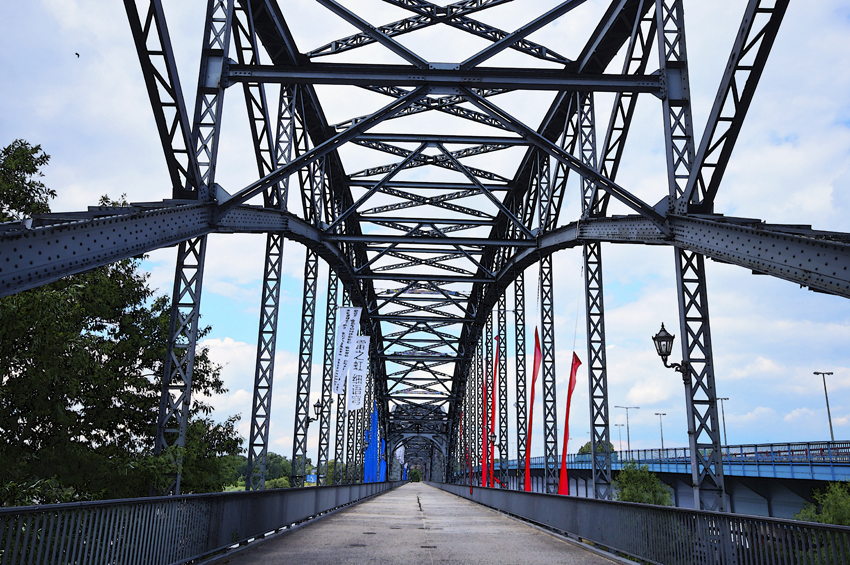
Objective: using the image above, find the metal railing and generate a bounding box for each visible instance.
[478,441,850,481]
[0,481,403,565]
[433,482,850,564]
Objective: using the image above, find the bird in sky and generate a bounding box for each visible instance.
[75,53,79,58]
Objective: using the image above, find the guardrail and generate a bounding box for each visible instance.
[0,481,403,565]
[433,482,850,564]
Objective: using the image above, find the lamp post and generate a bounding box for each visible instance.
[718,398,729,446]
[655,413,666,450]
[814,372,835,441]
[615,424,624,452]
[614,406,639,453]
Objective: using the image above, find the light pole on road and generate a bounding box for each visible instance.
[718,397,729,446]
[615,406,639,453]
[655,413,666,450]
[814,372,835,441]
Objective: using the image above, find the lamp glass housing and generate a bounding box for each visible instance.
[652,323,675,359]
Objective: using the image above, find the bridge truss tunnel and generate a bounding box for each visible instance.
[3,0,849,514]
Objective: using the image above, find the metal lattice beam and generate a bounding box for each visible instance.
[291,248,319,487]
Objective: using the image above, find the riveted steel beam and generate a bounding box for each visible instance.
[228,63,661,93]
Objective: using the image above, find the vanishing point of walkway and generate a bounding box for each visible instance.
[217,483,618,564]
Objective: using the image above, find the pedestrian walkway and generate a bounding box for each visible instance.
[216,483,618,564]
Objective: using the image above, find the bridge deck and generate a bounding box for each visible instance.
[216,483,616,564]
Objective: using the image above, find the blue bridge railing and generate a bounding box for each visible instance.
[478,441,850,481]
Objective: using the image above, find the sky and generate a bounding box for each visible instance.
[2,0,850,466]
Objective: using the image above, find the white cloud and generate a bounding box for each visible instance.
[784,408,817,424]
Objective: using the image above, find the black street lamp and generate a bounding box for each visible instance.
[306,399,324,427]
[652,323,687,374]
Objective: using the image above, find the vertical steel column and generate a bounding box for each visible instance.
[578,92,613,500]
[476,334,484,485]
[514,272,527,491]
[485,314,494,486]
[189,0,234,200]
[154,0,232,495]
[290,249,319,487]
[337,290,351,483]
[243,64,293,494]
[676,251,726,511]
[497,293,508,487]
[537,150,559,494]
[317,271,339,485]
[346,397,357,484]
[656,0,695,203]
[656,0,726,512]
[245,233,284,490]
[334,374,347,484]
[539,253,559,494]
[156,236,207,495]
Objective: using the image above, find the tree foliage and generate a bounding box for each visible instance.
[409,468,423,482]
[0,142,242,503]
[578,440,615,454]
[613,462,673,506]
[796,482,850,526]
[0,139,54,221]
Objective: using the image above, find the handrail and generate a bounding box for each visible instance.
[0,481,404,565]
[480,440,850,471]
[432,482,850,564]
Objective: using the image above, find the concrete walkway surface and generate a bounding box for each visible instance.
[215,483,617,564]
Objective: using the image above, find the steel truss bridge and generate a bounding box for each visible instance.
[2,0,848,514]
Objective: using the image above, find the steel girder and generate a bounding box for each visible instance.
[497,293,508,487]
[154,0,234,495]
[291,248,319,487]
[317,271,339,485]
[656,0,725,511]
[155,236,207,495]
[513,272,527,491]
[245,233,284,490]
[5,0,840,505]
[579,89,614,501]
[227,63,662,93]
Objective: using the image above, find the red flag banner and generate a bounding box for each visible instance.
[524,329,543,492]
[558,352,582,495]
[490,336,499,487]
[481,356,488,488]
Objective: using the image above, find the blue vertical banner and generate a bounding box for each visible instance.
[362,401,381,483]
[361,401,381,483]
[379,438,387,482]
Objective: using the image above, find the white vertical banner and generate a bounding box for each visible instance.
[332,307,362,394]
[346,336,370,411]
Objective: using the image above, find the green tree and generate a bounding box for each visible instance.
[578,440,615,454]
[409,468,423,482]
[796,482,850,526]
[613,462,673,506]
[0,139,54,221]
[266,452,291,480]
[0,143,242,503]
